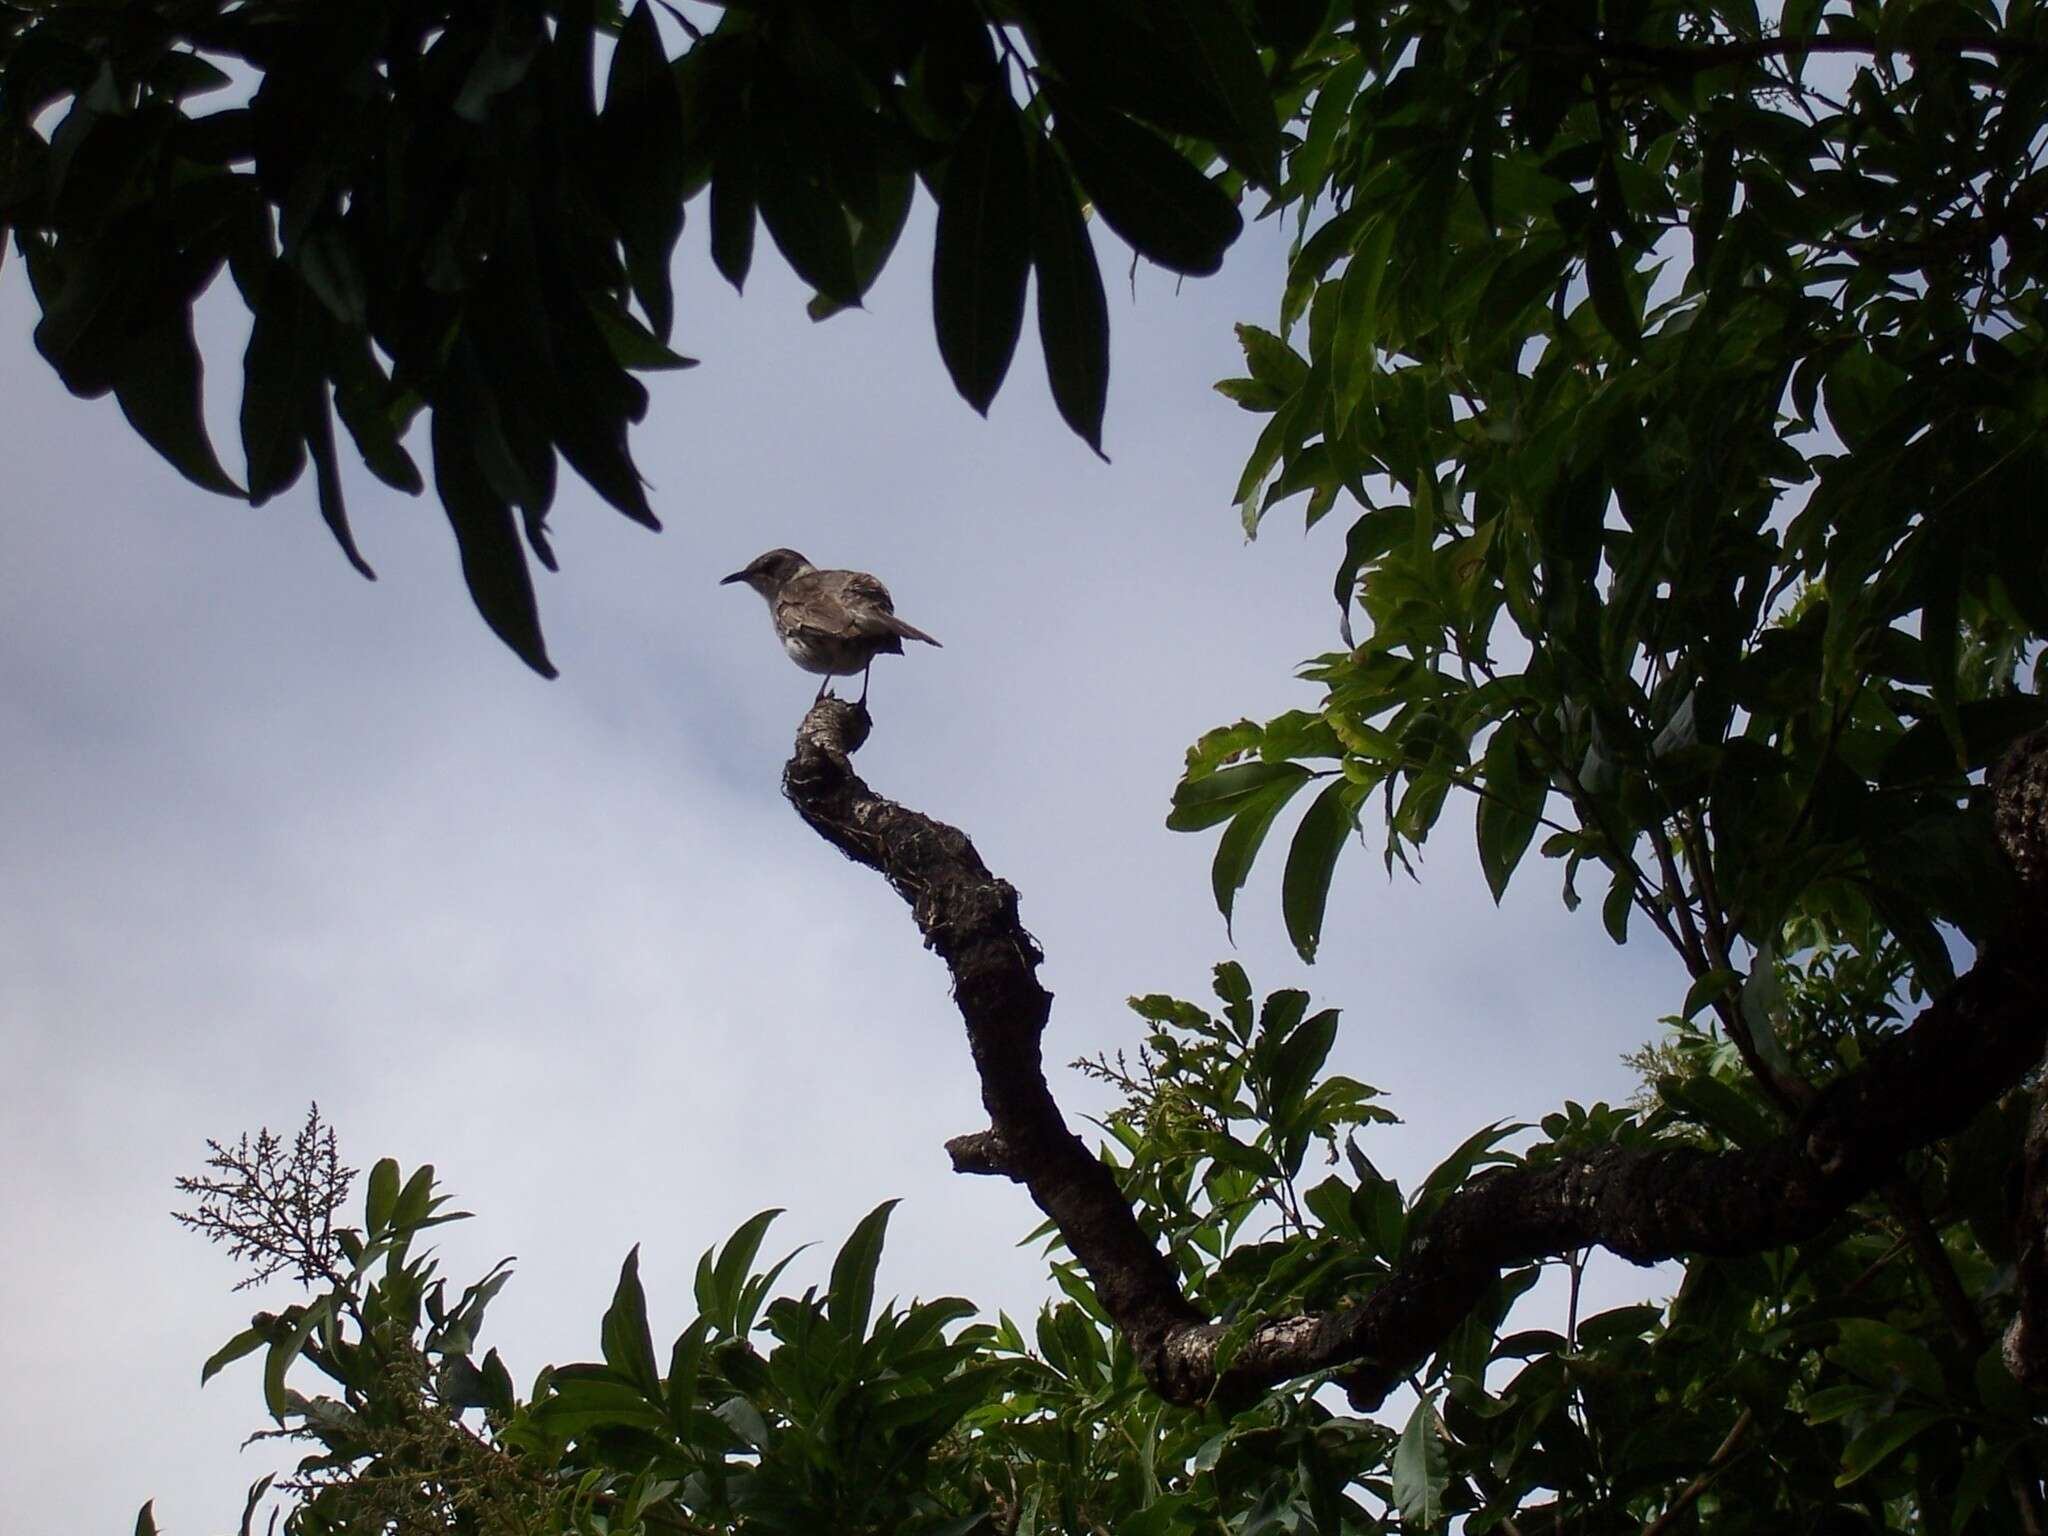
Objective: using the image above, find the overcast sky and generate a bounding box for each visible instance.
[3,168,1688,1529]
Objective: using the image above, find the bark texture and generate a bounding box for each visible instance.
[784,698,2048,1408]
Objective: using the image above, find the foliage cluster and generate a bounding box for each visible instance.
[11,0,2047,1529]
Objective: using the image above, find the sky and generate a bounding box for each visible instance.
[2,153,1690,1529]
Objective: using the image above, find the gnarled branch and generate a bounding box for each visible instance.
[784,699,2048,1409]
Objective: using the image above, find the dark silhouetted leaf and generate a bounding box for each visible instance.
[305,382,375,579]
[600,1,687,339]
[934,88,1032,414]
[1045,81,1242,276]
[430,406,556,678]
[710,145,756,291]
[115,308,242,496]
[1031,140,1109,453]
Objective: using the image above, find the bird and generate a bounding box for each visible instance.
[720,548,941,704]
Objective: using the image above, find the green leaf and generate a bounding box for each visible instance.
[1476,723,1546,903]
[1169,759,1313,832]
[1031,138,1110,455]
[602,1247,663,1397]
[1582,225,1641,356]
[1658,1073,1776,1149]
[263,1300,327,1421]
[1679,967,1740,1020]
[1268,1007,1341,1121]
[1830,1318,1944,1399]
[1602,868,1633,943]
[703,1208,783,1336]
[1331,217,1395,431]
[391,1163,436,1231]
[365,1159,400,1236]
[1045,82,1242,276]
[828,1198,899,1341]
[934,87,1033,415]
[1235,323,1307,394]
[1283,777,1359,962]
[1211,769,1313,934]
[201,1325,268,1386]
[1835,1408,1944,1487]
[1392,1393,1448,1529]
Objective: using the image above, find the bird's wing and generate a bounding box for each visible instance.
[780,570,900,641]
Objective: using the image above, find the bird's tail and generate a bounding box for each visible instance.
[883,615,942,647]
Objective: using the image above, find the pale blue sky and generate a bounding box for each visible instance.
[1,179,1686,1530]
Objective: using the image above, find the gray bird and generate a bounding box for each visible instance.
[721,548,942,703]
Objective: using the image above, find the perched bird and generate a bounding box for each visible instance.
[721,548,941,703]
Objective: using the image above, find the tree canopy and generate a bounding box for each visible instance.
[9,0,2048,1531]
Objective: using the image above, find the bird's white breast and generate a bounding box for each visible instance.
[782,632,850,675]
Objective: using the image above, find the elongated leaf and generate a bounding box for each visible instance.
[1583,224,1641,355]
[365,1158,400,1236]
[828,1198,899,1341]
[1169,759,1313,831]
[710,144,756,292]
[602,1247,663,1397]
[1212,770,1312,933]
[599,0,687,339]
[704,1208,784,1335]
[1835,1409,1944,1487]
[1283,777,1359,962]
[1392,1394,1448,1528]
[1476,722,1546,903]
[200,1325,268,1385]
[430,406,555,678]
[241,265,316,504]
[934,88,1032,414]
[1045,82,1241,276]
[1031,139,1109,454]
[306,383,375,579]
[116,307,242,496]
[1141,0,1282,187]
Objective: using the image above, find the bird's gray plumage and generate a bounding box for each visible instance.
[721,548,940,702]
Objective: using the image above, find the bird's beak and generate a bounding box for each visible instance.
[719,570,748,586]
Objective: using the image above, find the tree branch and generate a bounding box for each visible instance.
[783,700,2048,1409]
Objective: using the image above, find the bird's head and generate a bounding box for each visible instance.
[720,548,814,596]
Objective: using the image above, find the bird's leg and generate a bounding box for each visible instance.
[857,662,874,706]
[814,675,831,705]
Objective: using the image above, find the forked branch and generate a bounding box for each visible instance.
[784,700,2048,1409]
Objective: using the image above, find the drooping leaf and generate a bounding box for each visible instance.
[430,406,556,678]
[1282,777,1359,962]
[1392,1393,1448,1528]
[933,87,1032,414]
[1211,769,1313,934]
[1044,81,1242,277]
[115,307,242,497]
[599,0,687,339]
[1030,138,1110,454]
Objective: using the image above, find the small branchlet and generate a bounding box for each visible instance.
[173,1103,355,1291]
